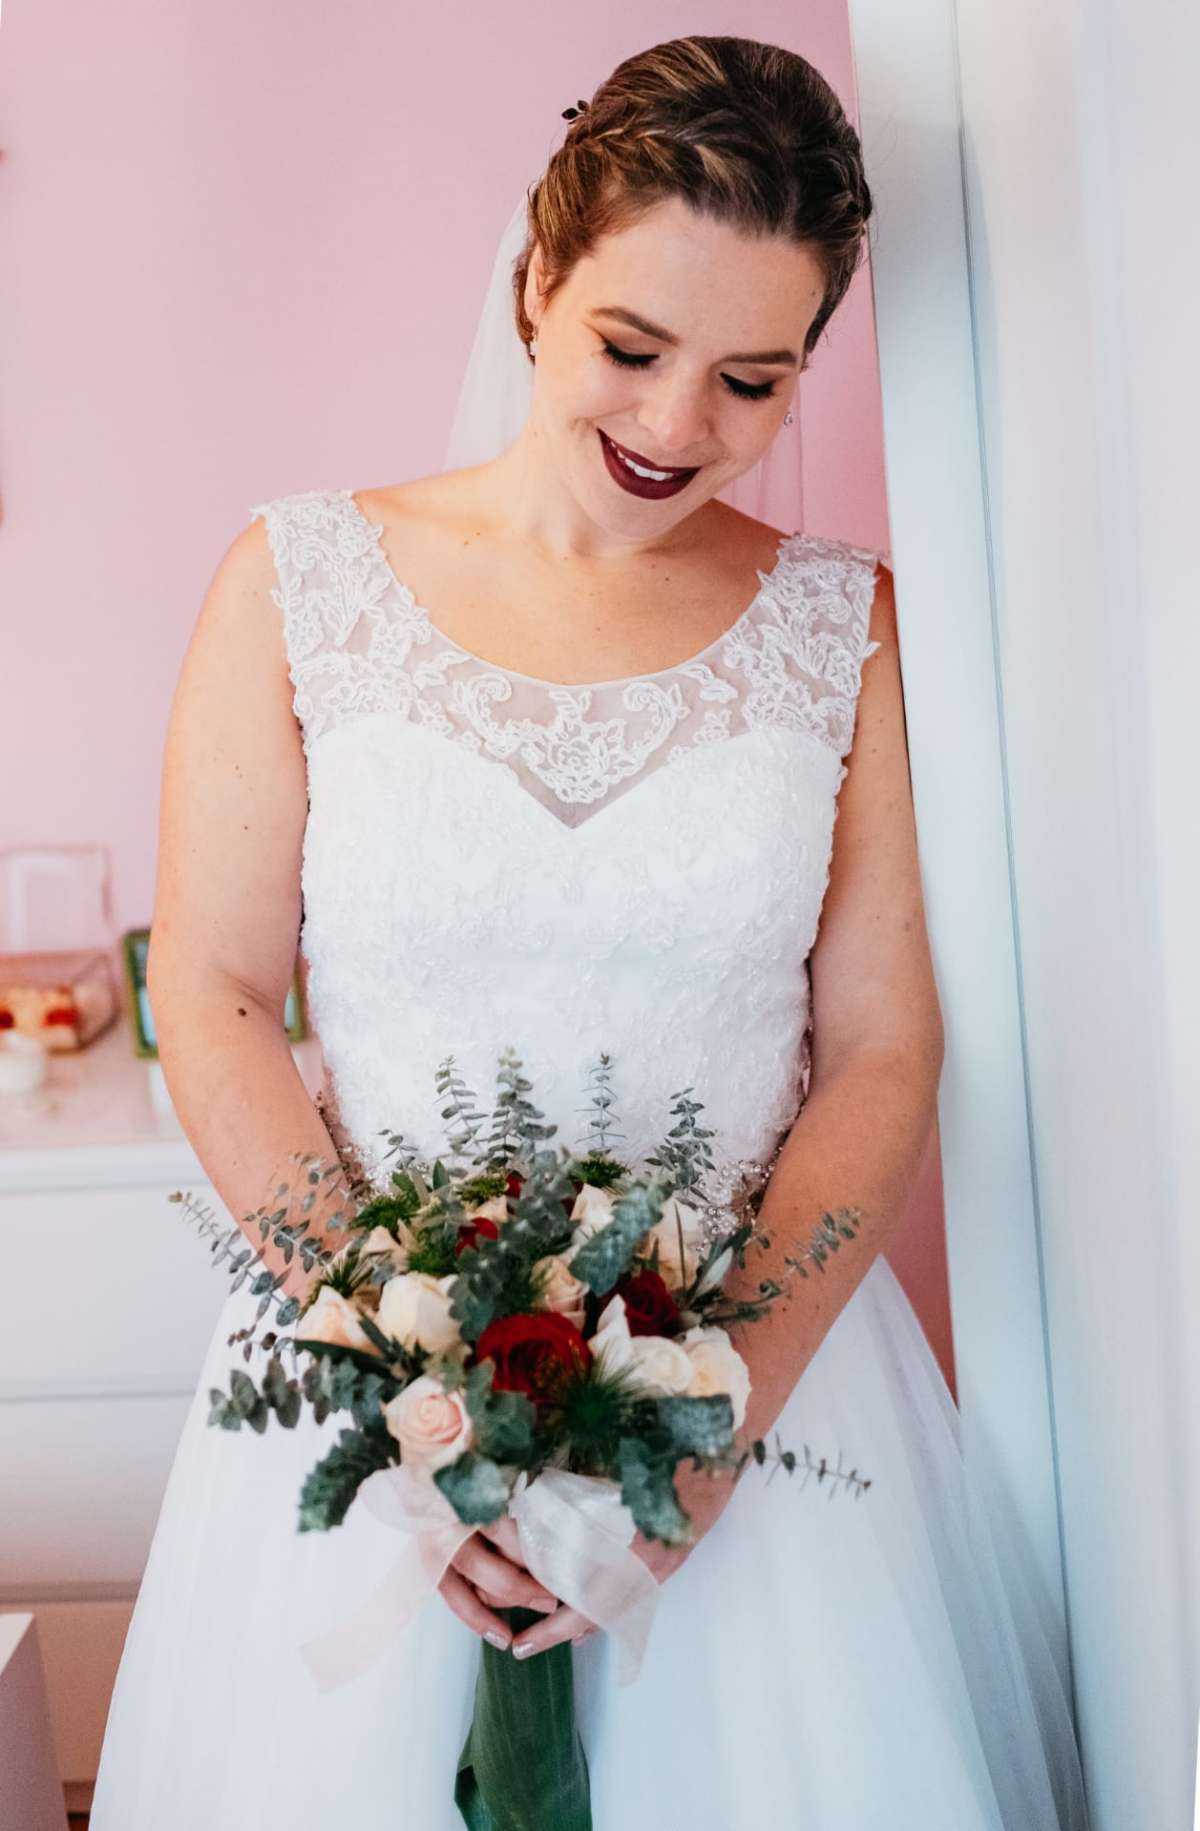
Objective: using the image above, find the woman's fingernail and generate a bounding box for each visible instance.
[484,1631,509,1650]
[512,1640,535,1658]
[533,1594,557,1611]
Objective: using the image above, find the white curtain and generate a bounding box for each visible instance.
[850,1,1199,1826]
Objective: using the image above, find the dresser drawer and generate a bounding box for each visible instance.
[1,1393,194,1589]
[0,1181,237,1399]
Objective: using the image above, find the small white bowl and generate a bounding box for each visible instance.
[0,1030,49,1094]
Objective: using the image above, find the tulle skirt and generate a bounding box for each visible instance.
[90,1253,1090,1829]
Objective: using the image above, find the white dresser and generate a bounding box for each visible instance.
[0,1013,323,1811]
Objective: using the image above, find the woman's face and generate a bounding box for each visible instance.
[522,194,826,539]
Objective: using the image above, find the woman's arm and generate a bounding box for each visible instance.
[147,514,352,1304]
[727,562,945,1443]
[149,969,353,1304]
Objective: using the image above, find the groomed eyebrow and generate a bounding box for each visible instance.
[590,306,798,368]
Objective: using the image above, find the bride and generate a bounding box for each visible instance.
[90,32,1091,1830]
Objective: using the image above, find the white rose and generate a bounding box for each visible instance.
[590,1293,638,1380]
[464,1194,509,1224]
[627,1334,695,1396]
[531,1254,588,1329]
[681,1325,752,1429]
[377,1271,461,1354]
[381,1375,474,1475]
[639,1194,707,1289]
[296,1284,379,1355]
[590,1293,694,1397]
[362,1221,420,1261]
[562,1183,617,1266]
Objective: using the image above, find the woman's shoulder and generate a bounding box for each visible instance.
[709,499,886,588]
[247,484,352,530]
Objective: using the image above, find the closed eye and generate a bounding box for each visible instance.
[599,339,778,403]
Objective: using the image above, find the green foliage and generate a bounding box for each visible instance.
[434,1449,514,1524]
[171,1144,361,1357]
[655,1393,735,1460]
[616,1436,692,1545]
[207,1367,270,1433]
[579,1052,626,1159]
[565,1151,627,1190]
[457,1169,509,1205]
[560,1363,639,1468]
[298,1421,398,1531]
[449,1157,577,1341]
[461,1360,538,1464]
[434,1056,489,1163]
[404,1227,461,1277]
[568,1178,670,1296]
[310,1248,375,1300]
[207,1354,318,1435]
[782,1206,866,1278]
[293,1340,406,1429]
[349,1188,422,1231]
[644,1086,717,1200]
[261,1353,303,1429]
[735,1431,873,1501]
[697,1207,868,1331]
[480,1048,559,1171]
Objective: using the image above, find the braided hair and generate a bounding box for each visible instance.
[513,34,873,372]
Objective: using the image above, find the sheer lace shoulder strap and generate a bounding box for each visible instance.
[733,531,884,760]
[248,487,389,747]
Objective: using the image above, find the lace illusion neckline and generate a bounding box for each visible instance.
[340,488,799,692]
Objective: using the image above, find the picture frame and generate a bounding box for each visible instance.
[119,926,308,1058]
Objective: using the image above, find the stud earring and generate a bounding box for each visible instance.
[783,410,794,425]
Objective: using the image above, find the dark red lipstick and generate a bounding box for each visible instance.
[599,429,699,500]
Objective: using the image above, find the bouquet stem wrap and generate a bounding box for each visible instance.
[298,1463,660,1824]
[454,1603,590,1830]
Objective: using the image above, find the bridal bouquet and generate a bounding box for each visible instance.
[172,1048,871,1831]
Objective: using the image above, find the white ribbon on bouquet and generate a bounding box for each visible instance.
[298,1460,661,1693]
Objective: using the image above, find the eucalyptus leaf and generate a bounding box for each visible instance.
[655,1393,734,1459]
[616,1436,691,1545]
[463,1361,537,1464]
[297,1423,397,1532]
[569,1179,669,1295]
[434,1449,514,1524]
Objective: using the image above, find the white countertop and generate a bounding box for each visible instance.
[0,1011,325,1192]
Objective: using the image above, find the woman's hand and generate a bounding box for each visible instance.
[437,1514,562,1649]
[500,1460,741,1661]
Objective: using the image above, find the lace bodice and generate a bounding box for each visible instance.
[250,486,883,1218]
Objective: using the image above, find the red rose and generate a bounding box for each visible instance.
[476,1312,592,1408]
[505,1170,524,1197]
[455,1215,500,1257]
[614,1268,681,1337]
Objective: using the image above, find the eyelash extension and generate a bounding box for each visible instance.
[599,338,778,402]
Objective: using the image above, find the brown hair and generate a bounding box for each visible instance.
[513,35,874,373]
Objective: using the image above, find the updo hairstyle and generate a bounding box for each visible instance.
[512,34,874,373]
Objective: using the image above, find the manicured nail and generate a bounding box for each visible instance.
[533,1593,557,1611]
[484,1631,509,1650]
[512,1640,535,1658]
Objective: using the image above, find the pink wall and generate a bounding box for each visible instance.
[0,0,952,1396]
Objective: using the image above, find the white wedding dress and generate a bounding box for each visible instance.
[91,487,1091,1829]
